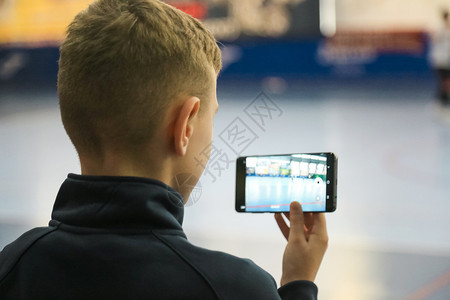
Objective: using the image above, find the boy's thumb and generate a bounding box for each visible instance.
[288,201,305,241]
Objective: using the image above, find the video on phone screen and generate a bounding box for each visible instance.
[244,154,327,212]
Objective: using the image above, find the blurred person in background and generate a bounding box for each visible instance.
[430,9,450,107]
[0,0,328,299]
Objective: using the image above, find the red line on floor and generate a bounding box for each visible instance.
[405,269,450,300]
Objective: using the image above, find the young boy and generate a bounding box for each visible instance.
[0,0,328,299]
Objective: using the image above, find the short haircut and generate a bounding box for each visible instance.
[58,0,222,157]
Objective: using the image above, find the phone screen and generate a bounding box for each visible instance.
[236,153,337,213]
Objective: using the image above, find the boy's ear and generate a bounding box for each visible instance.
[173,97,200,156]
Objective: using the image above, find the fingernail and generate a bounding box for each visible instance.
[291,201,300,209]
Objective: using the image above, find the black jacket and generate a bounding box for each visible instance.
[0,174,318,299]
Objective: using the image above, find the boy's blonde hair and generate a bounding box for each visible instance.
[58,0,222,156]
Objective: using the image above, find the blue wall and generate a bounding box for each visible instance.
[0,37,434,90]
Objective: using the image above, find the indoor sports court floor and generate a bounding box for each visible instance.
[1,77,449,299]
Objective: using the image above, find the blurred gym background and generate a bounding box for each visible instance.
[1,0,450,299]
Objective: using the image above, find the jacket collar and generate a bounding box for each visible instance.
[51,174,185,231]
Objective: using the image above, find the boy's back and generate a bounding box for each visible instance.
[0,175,316,299]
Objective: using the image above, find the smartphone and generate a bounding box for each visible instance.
[235,152,337,213]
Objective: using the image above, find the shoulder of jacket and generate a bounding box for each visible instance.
[0,223,59,284]
[153,231,279,300]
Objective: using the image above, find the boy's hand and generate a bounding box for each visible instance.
[274,201,328,286]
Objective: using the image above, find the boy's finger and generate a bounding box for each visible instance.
[303,212,314,229]
[309,213,328,243]
[274,213,289,240]
[313,213,327,233]
[288,201,306,242]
